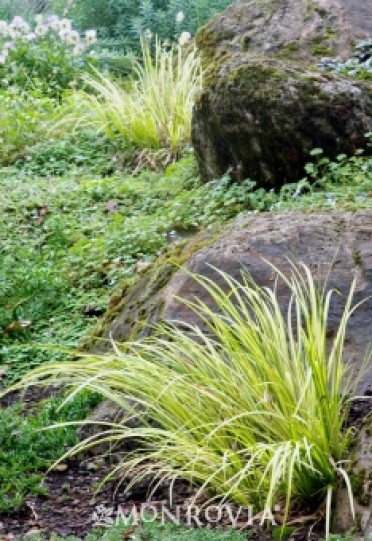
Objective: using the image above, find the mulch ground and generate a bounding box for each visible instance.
[0,391,371,540]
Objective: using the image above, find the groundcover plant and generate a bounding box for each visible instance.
[4,262,363,538]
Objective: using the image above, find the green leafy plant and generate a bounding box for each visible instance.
[0,390,100,512]
[15,129,116,176]
[0,84,56,164]
[5,263,363,537]
[319,39,372,79]
[0,154,276,384]
[95,521,248,541]
[67,36,202,159]
[303,146,371,187]
[0,13,97,96]
[16,519,248,541]
[277,142,372,212]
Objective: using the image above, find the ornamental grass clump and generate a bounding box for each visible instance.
[78,36,202,158]
[7,264,362,534]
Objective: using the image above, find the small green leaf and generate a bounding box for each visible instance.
[309,148,324,156]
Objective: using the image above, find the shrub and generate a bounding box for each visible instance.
[6,263,362,536]
[277,141,372,211]
[303,145,372,187]
[55,0,235,54]
[0,13,97,96]
[73,36,202,158]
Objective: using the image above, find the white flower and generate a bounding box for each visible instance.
[58,29,70,42]
[12,16,26,28]
[59,18,72,31]
[25,32,37,41]
[47,14,59,24]
[3,41,14,50]
[0,21,8,36]
[178,31,191,46]
[175,11,185,24]
[35,13,44,25]
[85,29,96,45]
[35,24,48,36]
[49,20,61,31]
[21,22,30,33]
[8,24,21,39]
[0,53,7,64]
[47,15,61,31]
[66,29,80,44]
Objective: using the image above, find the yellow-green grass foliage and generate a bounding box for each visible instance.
[7,263,363,536]
[79,37,202,158]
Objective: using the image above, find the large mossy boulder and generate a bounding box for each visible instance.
[193,56,372,188]
[99,210,372,395]
[192,0,372,188]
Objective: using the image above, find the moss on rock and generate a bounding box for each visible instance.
[80,228,220,354]
[192,54,372,188]
[192,0,372,187]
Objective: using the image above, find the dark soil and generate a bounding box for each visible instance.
[0,460,195,539]
[0,458,324,540]
[0,391,370,540]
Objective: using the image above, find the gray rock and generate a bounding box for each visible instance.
[161,211,372,395]
[103,210,372,395]
[77,397,150,455]
[191,0,372,187]
[332,413,372,538]
[195,0,370,62]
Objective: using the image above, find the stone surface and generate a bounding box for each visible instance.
[196,0,371,63]
[161,211,372,394]
[343,0,372,34]
[192,56,372,188]
[85,229,216,354]
[191,0,372,187]
[332,413,372,538]
[76,397,151,455]
[103,210,372,395]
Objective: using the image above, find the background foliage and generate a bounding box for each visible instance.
[54,0,234,53]
[1,0,234,64]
